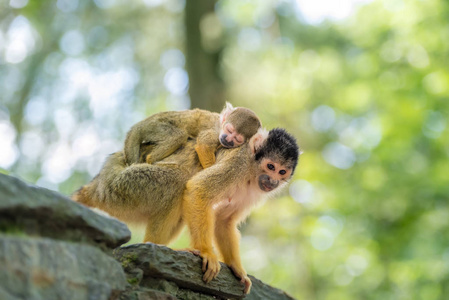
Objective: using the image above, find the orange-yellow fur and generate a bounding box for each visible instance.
[73,109,298,296]
[182,129,294,293]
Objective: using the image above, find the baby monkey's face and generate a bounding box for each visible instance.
[219,123,245,148]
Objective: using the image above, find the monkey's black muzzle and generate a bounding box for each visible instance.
[258,174,279,192]
[220,135,234,148]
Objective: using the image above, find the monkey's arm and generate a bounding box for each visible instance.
[143,125,188,164]
[214,214,252,294]
[124,119,190,165]
[183,147,248,282]
[195,129,220,169]
[183,178,221,283]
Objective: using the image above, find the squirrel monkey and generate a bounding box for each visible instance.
[124,102,261,169]
[72,126,299,295]
[72,103,261,243]
[182,128,299,294]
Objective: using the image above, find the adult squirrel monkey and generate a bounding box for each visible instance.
[73,102,261,244]
[73,125,299,295]
[182,128,299,294]
[124,102,261,169]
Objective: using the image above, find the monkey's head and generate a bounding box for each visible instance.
[219,102,262,149]
[252,128,299,192]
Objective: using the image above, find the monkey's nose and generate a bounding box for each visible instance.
[220,135,234,148]
[258,175,279,192]
[225,134,234,143]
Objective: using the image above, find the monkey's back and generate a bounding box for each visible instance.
[73,139,203,224]
[138,109,219,137]
[124,109,220,165]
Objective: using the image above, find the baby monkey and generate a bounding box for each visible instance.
[124,103,261,169]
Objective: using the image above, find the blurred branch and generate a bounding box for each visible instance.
[10,51,45,136]
[184,0,225,112]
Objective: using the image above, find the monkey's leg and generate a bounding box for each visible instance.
[108,156,191,243]
[71,185,95,207]
[183,184,221,283]
[142,191,185,245]
[195,129,219,169]
[144,127,188,164]
[214,215,252,294]
[143,209,184,245]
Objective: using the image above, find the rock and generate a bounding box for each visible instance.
[246,276,295,300]
[114,243,246,299]
[0,174,130,251]
[0,235,127,300]
[119,287,178,300]
[114,243,297,300]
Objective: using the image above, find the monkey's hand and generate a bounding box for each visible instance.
[200,251,221,283]
[229,264,252,294]
[195,144,216,169]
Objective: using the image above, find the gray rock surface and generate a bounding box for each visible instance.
[0,235,127,300]
[115,243,296,300]
[114,243,245,298]
[119,287,178,300]
[0,173,130,250]
[246,276,295,300]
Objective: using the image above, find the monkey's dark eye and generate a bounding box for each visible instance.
[267,164,275,171]
[279,170,286,175]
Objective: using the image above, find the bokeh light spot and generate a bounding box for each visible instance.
[164,67,189,95]
[238,28,261,51]
[60,30,85,56]
[311,105,336,132]
[311,228,334,251]
[9,0,28,9]
[0,121,18,168]
[322,142,356,169]
[160,49,186,70]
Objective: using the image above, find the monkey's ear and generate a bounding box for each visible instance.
[249,128,268,154]
[219,102,235,124]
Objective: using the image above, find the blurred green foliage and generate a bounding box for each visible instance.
[1,0,448,299]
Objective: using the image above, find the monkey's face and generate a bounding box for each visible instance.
[219,123,245,148]
[257,158,293,192]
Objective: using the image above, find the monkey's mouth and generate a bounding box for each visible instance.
[258,175,279,192]
[259,181,274,192]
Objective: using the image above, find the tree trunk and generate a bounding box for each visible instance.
[184,0,225,112]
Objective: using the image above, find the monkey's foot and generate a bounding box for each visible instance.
[241,275,252,294]
[200,251,221,283]
[229,264,252,294]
